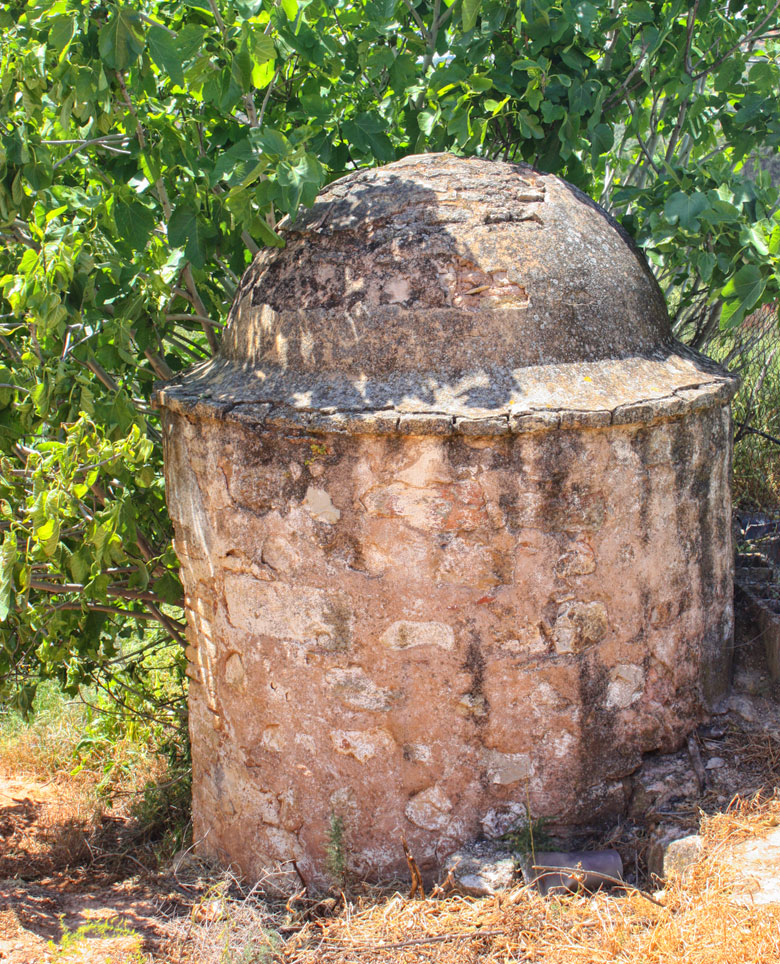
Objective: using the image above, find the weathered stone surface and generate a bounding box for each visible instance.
[647,827,694,880]
[331,728,395,762]
[155,154,737,432]
[481,802,529,839]
[380,620,455,651]
[662,835,704,880]
[224,576,352,650]
[482,749,532,786]
[157,154,737,890]
[164,404,735,888]
[224,652,245,689]
[736,582,780,683]
[326,667,396,711]
[725,827,780,906]
[445,844,518,896]
[552,601,609,654]
[302,486,341,524]
[405,786,453,832]
[606,664,645,709]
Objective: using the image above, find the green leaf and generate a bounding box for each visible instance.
[769,224,780,256]
[589,122,613,158]
[48,16,76,61]
[721,264,766,317]
[696,251,716,282]
[277,153,325,209]
[281,0,298,21]
[626,2,654,23]
[0,531,16,622]
[252,58,276,89]
[177,24,207,61]
[462,0,481,32]
[211,138,260,186]
[135,464,155,487]
[231,45,253,92]
[69,548,92,585]
[167,203,217,269]
[664,191,710,232]
[153,572,183,605]
[739,223,769,257]
[0,368,14,408]
[250,128,291,157]
[249,29,275,66]
[341,112,395,162]
[254,218,286,248]
[366,0,399,22]
[114,200,157,253]
[98,5,145,71]
[418,107,440,135]
[574,1,598,35]
[148,25,185,87]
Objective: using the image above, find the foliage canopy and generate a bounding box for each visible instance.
[1,0,779,714]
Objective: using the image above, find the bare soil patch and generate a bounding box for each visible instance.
[0,771,193,963]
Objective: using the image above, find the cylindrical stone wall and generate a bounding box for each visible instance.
[163,393,734,890]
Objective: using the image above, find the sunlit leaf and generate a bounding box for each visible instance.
[98,5,145,71]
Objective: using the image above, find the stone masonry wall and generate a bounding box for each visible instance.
[163,402,733,891]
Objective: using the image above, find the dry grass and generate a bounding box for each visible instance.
[3,785,780,964]
[702,791,780,848]
[150,796,780,964]
[258,796,780,964]
[6,689,780,963]
[0,684,184,879]
[161,876,285,964]
[0,692,86,779]
[278,886,779,964]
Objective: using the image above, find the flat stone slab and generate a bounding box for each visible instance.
[727,827,780,906]
[736,581,780,683]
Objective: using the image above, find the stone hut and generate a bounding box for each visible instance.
[156,153,738,890]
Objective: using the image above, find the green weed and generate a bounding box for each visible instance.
[326,813,348,887]
[49,918,143,961]
[501,816,554,860]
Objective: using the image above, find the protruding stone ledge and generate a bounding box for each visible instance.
[155,376,736,438]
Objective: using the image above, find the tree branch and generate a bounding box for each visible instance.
[413,0,442,111]
[85,358,119,393]
[401,0,429,40]
[50,602,158,620]
[625,98,663,176]
[115,70,217,353]
[257,66,282,127]
[692,0,780,80]
[183,266,219,353]
[735,423,780,449]
[52,136,131,170]
[146,600,188,648]
[165,313,220,327]
[138,12,176,34]
[603,40,650,111]
[144,348,174,381]
[29,578,172,606]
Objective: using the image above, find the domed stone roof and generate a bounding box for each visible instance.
[157,153,736,433]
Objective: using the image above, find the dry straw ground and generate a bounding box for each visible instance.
[3,687,780,963]
[2,768,780,962]
[162,793,780,963]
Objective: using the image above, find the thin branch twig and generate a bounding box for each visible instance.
[692,0,780,79]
